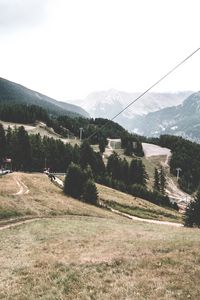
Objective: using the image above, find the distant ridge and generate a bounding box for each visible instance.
[0,77,90,118]
[72,89,193,129]
[132,91,200,142]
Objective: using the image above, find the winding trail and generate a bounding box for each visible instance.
[108,207,183,227]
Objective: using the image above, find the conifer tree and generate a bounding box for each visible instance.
[160,166,166,195]
[185,190,200,227]
[153,168,160,191]
[0,123,6,164]
[64,162,85,199]
[99,138,106,154]
[83,180,98,205]
[129,159,147,186]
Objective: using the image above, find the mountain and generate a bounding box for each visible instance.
[132,92,200,142]
[0,77,89,118]
[72,89,193,129]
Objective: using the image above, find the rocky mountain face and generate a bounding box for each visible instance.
[132,92,200,142]
[0,77,89,118]
[74,89,192,129]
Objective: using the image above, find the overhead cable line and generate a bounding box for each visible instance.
[87,47,200,140]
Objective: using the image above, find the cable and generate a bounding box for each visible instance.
[87,47,200,140]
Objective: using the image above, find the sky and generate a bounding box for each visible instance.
[0,0,200,101]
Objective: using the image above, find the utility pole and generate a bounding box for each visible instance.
[176,167,182,181]
[79,128,83,142]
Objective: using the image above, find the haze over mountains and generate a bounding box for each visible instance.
[0,78,89,118]
[1,77,199,143]
[72,89,193,130]
[71,89,200,143]
[132,91,200,142]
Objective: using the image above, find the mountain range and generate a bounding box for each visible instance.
[132,91,200,142]
[0,77,89,118]
[72,89,193,130]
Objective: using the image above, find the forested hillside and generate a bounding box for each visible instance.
[0,77,89,118]
[0,123,175,209]
[158,135,200,193]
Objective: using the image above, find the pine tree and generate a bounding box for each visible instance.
[99,138,106,154]
[160,166,166,195]
[64,163,85,199]
[129,159,147,186]
[11,126,31,171]
[107,152,121,180]
[0,123,6,164]
[185,190,200,227]
[124,141,133,156]
[6,126,12,158]
[83,180,98,205]
[153,168,160,191]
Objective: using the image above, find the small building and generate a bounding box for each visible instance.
[107,138,121,150]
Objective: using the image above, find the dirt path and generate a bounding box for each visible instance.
[0,217,42,231]
[13,177,29,195]
[108,207,183,227]
[143,142,191,207]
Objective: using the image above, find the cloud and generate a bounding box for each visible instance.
[0,0,49,30]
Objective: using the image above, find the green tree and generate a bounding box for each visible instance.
[153,168,160,191]
[185,190,200,227]
[64,163,85,199]
[107,152,121,180]
[83,180,98,205]
[129,159,147,186]
[160,166,166,195]
[0,123,6,164]
[99,138,106,154]
[12,126,31,171]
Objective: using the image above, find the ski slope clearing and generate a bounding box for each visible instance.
[142,142,171,158]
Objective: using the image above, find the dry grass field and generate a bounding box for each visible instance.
[0,216,200,299]
[0,172,199,299]
[98,184,182,223]
[0,173,115,222]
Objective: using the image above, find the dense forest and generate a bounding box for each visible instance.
[158,135,200,193]
[0,103,144,156]
[0,123,175,209]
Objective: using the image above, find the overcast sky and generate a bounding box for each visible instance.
[0,0,200,101]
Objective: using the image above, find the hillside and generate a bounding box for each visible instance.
[132,91,200,142]
[0,173,200,299]
[0,172,181,223]
[0,77,89,118]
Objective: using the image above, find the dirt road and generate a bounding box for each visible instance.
[143,143,191,208]
[108,207,183,227]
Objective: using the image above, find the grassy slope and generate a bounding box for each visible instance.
[0,173,115,221]
[0,172,181,223]
[0,217,200,299]
[0,173,199,299]
[98,184,182,223]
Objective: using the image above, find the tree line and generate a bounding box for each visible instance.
[0,103,144,157]
[0,123,176,209]
[158,135,200,193]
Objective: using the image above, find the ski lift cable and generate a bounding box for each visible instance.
[87,47,200,141]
